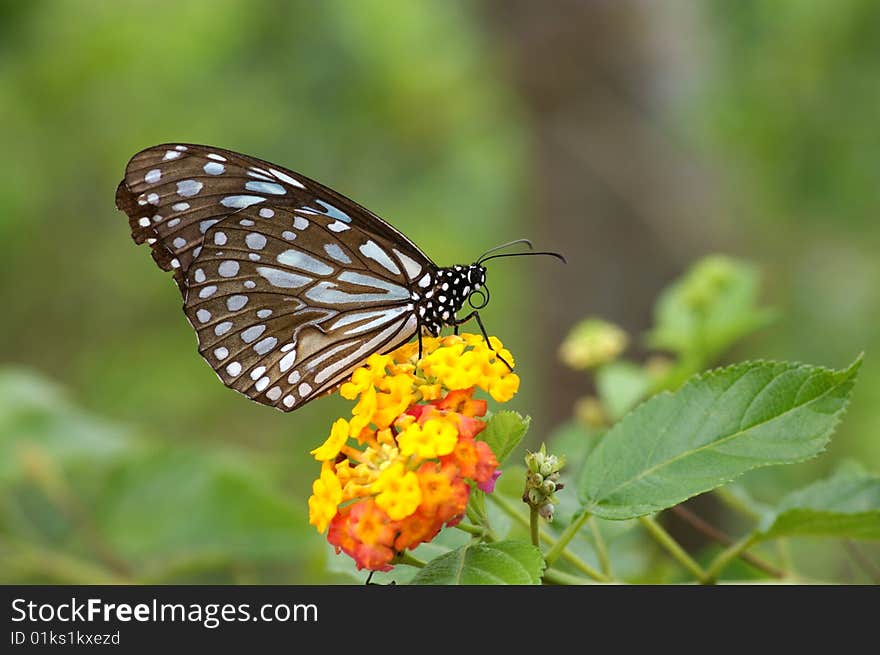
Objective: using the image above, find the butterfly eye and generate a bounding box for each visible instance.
[468,286,490,310]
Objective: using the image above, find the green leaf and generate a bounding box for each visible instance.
[596,361,652,421]
[755,465,880,541]
[0,368,133,484]
[578,356,862,520]
[480,411,530,464]
[647,255,776,363]
[85,447,307,565]
[410,540,544,585]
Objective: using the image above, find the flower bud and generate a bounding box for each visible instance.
[558,318,628,369]
[538,503,555,521]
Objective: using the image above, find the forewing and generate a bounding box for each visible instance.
[182,204,429,411]
[116,142,434,294]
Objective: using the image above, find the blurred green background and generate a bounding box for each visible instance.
[1,0,877,583]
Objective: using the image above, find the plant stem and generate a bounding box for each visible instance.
[542,568,597,585]
[705,534,756,583]
[843,540,880,584]
[544,511,590,567]
[487,493,610,582]
[395,551,426,568]
[530,507,540,548]
[588,515,613,577]
[671,504,784,579]
[713,486,761,520]
[453,522,485,538]
[639,515,708,583]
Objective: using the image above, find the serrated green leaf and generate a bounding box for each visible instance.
[410,540,544,585]
[480,411,530,464]
[647,255,776,363]
[755,465,880,541]
[579,356,861,520]
[596,361,652,421]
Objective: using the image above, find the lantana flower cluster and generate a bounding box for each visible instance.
[308,334,519,571]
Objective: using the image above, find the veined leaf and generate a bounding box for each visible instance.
[755,465,880,541]
[480,411,530,464]
[579,357,861,520]
[410,540,543,585]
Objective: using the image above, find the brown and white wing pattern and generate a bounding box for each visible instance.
[115,142,433,295]
[182,204,432,411]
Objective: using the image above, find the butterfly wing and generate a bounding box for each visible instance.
[115,142,433,295]
[183,204,427,410]
[116,143,436,411]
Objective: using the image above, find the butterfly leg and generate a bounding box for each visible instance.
[451,311,513,371]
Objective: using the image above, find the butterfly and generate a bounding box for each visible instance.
[116,143,563,412]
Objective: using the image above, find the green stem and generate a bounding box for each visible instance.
[544,511,590,567]
[487,493,610,582]
[589,515,613,577]
[542,568,597,585]
[395,551,426,568]
[705,533,756,583]
[530,507,540,548]
[713,486,761,520]
[639,515,708,583]
[453,521,486,538]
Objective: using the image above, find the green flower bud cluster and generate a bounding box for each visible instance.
[523,444,565,522]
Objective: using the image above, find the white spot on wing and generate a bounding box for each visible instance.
[214,232,227,246]
[199,285,217,299]
[163,150,181,160]
[245,181,286,195]
[279,351,297,372]
[259,208,275,219]
[176,180,203,197]
[253,336,278,355]
[218,261,240,277]
[144,169,161,184]
[246,233,267,250]
[255,376,270,392]
[220,195,264,209]
[298,382,313,397]
[270,168,305,188]
[267,387,282,401]
[393,249,423,280]
[226,361,242,376]
[277,249,333,275]
[256,267,312,289]
[203,162,225,175]
[215,321,233,336]
[226,295,248,311]
[241,324,266,343]
[214,346,229,360]
[324,243,351,264]
[196,309,211,323]
[327,221,350,232]
[360,240,400,275]
[283,395,296,408]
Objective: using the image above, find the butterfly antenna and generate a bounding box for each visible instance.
[479,250,567,265]
[477,239,534,263]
